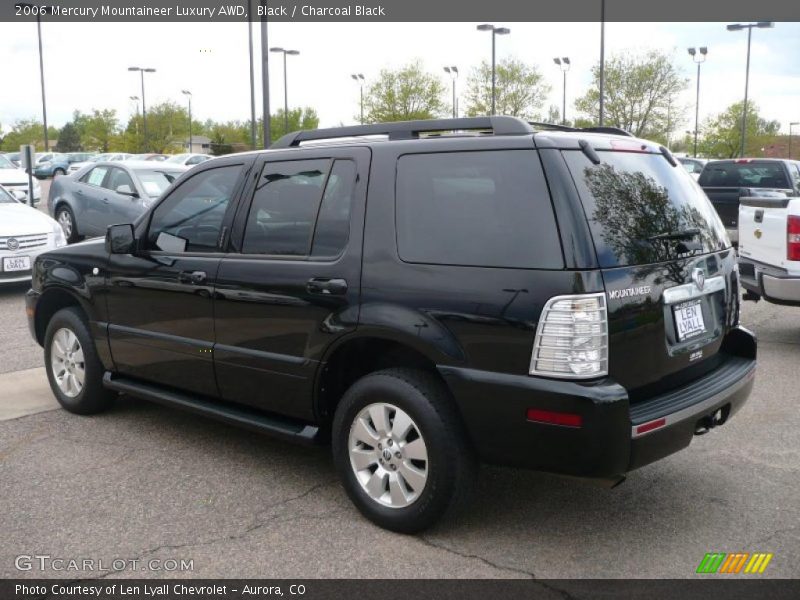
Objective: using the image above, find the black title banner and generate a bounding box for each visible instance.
[4,0,800,22]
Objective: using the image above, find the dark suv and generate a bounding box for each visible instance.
[26,117,756,532]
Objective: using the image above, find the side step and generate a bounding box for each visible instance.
[103,372,321,444]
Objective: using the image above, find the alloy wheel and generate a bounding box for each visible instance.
[50,327,85,398]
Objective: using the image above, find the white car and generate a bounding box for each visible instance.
[0,184,67,284]
[67,153,133,174]
[0,154,41,204]
[165,153,212,167]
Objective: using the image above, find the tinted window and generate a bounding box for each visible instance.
[396,150,562,269]
[311,160,356,258]
[105,167,135,193]
[147,165,242,252]
[242,159,330,256]
[698,161,791,189]
[563,150,729,268]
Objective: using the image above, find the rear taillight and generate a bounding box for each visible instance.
[530,293,608,379]
[788,216,800,261]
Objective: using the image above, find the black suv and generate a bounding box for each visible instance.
[26,117,756,532]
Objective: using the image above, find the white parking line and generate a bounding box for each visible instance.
[0,367,60,421]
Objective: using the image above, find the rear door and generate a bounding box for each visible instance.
[562,147,736,398]
[213,147,369,421]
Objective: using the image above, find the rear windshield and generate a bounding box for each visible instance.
[134,169,183,197]
[563,150,729,268]
[698,161,790,189]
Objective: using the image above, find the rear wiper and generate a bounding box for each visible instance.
[648,228,701,241]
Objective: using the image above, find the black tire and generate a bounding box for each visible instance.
[55,205,78,243]
[44,307,115,415]
[332,368,476,533]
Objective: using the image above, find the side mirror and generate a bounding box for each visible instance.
[115,184,138,197]
[106,223,136,254]
[11,189,27,202]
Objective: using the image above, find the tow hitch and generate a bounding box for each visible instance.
[694,405,730,435]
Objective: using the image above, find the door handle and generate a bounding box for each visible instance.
[178,270,207,285]
[306,278,348,295]
[102,198,109,204]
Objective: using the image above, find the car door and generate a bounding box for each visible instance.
[76,165,111,235]
[213,147,369,421]
[99,166,143,229]
[105,159,251,395]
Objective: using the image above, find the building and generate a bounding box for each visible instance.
[183,135,211,154]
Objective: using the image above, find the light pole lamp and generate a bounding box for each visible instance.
[553,57,570,125]
[790,122,800,160]
[688,46,708,158]
[351,73,365,124]
[477,24,510,115]
[128,67,156,151]
[182,90,192,153]
[270,47,300,134]
[727,22,774,157]
[443,66,459,118]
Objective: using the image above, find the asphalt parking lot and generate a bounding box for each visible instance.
[0,198,798,578]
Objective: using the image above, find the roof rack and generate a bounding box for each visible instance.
[581,126,634,137]
[270,116,534,149]
[527,121,576,132]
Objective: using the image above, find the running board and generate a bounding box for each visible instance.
[103,372,320,444]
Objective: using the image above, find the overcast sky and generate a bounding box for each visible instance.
[1,20,799,136]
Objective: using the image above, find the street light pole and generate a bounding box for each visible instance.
[477,24,510,115]
[247,0,257,149]
[128,67,156,152]
[688,47,708,158]
[790,122,800,160]
[351,74,365,124]
[182,90,192,153]
[553,58,570,125]
[599,0,605,126]
[260,4,270,148]
[270,47,300,134]
[129,95,140,143]
[444,66,459,118]
[727,22,774,157]
[17,4,50,150]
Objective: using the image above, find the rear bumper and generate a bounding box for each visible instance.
[439,326,757,480]
[739,257,800,306]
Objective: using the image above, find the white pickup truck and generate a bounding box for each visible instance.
[738,193,800,306]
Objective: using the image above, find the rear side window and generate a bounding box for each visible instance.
[82,166,108,186]
[395,150,562,269]
[698,161,791,189]
[564,150,728,268]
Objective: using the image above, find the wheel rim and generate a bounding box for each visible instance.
[50,327,85,398]
[57,210,72,238]
[348,402,429,509]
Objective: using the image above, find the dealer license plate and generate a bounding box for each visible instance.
[3,256,31,272]
[674,299,705,341]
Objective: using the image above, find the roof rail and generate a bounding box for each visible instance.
[270,116,534,149]
[528,121,577,132]
[581,126,634,137]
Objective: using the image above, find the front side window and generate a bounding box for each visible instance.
[242,159,330,256]
[105,167,135,194]
[396,150,562,269]
[147,165,242,253]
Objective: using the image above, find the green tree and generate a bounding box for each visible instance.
[362,61,446,123]
[0,119,59,151]
[699,101,780,158]
[464,58,550,119]
[74,109,120,152]
[269,107,320,142]
[55,122,82,152]
[576,50,687,138]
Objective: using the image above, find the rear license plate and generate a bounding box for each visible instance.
[2,256,31,272]
[674,299,705,341]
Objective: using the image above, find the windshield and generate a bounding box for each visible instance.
[134,169,183,197]
[0,155,17,169]
[563,150,729,268]
[698,161,791,189]
[0,186,17,203]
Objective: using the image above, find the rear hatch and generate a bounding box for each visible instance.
[699,160,795,230]
[562,144,737,399]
